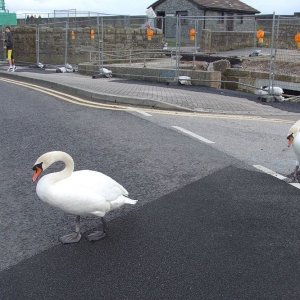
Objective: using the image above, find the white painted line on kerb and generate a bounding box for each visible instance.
[172,126,215,144]
[127,108,152,117]
[253,165,300,190]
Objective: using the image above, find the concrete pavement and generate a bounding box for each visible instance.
[1,65,300,116]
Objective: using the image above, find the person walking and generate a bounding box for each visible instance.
[4,26,16,72]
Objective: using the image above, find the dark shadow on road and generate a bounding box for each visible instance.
[1,165,299,299]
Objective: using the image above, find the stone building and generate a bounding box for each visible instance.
[148,0,259,38]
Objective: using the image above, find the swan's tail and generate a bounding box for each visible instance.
[124,197,138,205]
[110,196,138,210]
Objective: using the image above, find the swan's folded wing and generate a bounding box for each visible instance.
[57,170,129,200]
[49,184,110,216]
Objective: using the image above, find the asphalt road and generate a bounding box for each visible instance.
[0,81,300,299]
[0,81,239,271]
[143,112,299,176]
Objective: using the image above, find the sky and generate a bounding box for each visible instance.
[5,0,300,16]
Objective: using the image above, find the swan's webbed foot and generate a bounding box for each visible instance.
[59,215,81,244]
[86,230,106,241]
[86,217,107,242]
[59,232,82,244]
[293,168,299,182]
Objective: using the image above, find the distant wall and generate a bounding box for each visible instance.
[200,30,256,52]
[223,68,300,92]
[199,29,299,52]
[9,26,164,65]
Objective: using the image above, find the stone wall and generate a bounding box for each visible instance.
[256,18,300,48]
[79,62,222,88]
[198,29,256,52]
[11,26,164,65]
[223,68,300,92]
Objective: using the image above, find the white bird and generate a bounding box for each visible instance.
[100,67,112,78]
[287,121,300,181]
[254,88,268,97]
[267,86,284,96]
[255,86,284,96]
[32,151,137,244]
[178,76,192,85]
[249,49,262,57]
[255,86,284,101]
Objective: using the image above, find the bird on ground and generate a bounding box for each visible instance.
[254,85,284,99]
[32,151,137,244]
[249,49,262,57]
[287,120,300,181]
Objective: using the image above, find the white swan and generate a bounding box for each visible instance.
[32,151,137,244]
[287,121,300,181]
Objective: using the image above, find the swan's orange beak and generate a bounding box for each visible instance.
[32,167,42,182]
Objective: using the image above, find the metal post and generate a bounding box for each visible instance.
[36,24,40,65]
[194,19,198,51]
[253,16,257,50]
[175,15,181,79]
[64,21,68,66]
[271,15,280,92]
[193,19,198,69]
[97,15,104,74]
[101,17,104,70]
[97,14,100,72]
[96,14,100,70]
[2,26,5,61]
[268,12,276,96]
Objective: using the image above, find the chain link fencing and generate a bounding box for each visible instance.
[1,11,299,97]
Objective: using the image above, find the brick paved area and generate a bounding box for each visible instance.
[0,66,299,116]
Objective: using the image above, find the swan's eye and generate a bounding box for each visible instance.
[33,162,43,171]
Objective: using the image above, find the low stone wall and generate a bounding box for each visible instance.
[223,68,300,92]
[10,26,164,65]
[199,29,299,52]
[78,63,221,88]
[202,30,255,52]
[200,30,271,52]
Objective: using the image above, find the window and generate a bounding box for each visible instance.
[240,16,244,24]
[218,12,225,24]
[176,10,188,25]
[176,10,188,17]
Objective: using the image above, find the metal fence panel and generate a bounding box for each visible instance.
[4,12,300,96]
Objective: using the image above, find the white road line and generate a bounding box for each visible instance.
[127,108,152,117]
[172,126,215,144]
[288,182,300,189]
[253,165,287,180]
[253,164,300,189]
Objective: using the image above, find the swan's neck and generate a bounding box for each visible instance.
[47,152,74,183]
